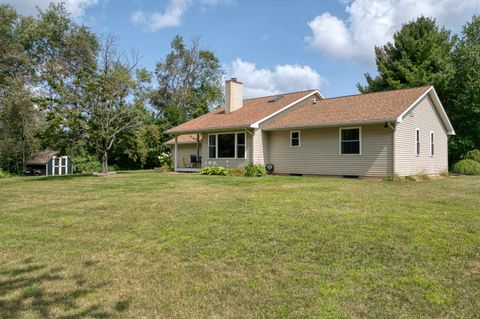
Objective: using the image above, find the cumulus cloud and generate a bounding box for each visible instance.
[226,58,327,98]
[2,0,101,19]
[131,0,231,31]
[131,0,192,31]
[306,0,480,63]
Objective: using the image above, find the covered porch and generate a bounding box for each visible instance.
[165,133,202,172]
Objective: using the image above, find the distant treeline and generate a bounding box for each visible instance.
[0,3,224,174]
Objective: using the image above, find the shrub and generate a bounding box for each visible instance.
[158,152,172,168]
[465,149,480,163]
[108,164,120,172]
[415,171,430,181]
[71,154,101,174]
[385,174,404,182]
[200,166,230,176]
[452,159,480,175]
[228,168,245,177]
[244,163,266,177]
[439,170,449,177]
[0,170,12,178]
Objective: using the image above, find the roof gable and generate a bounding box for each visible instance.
[397,87,455,135]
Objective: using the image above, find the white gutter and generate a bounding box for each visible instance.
[262,119,396,131]
[250,90,323,129]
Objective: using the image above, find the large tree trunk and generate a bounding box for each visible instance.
[102,152,108,173]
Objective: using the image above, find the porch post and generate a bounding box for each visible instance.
[174,134,178,172]
[196,133,200,167]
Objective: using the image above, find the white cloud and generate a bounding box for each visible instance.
[131,0,231,31]
[306,0,480,63]
[1,0,101,19]
[226,58,327,98]
[131,0,192,31]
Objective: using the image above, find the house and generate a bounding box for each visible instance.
[25,151,73,176]
[164,78,455,177]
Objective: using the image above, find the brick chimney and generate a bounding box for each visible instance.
[225,78,243,113]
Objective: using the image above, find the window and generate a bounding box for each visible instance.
[290,131,300,147]
[430,132,435,156]
[237,133,245,158]
[208,135,216,158]
[416,129,420,156]
[208,132,246,159]
[218,134,235,158]
[340,127,361,154]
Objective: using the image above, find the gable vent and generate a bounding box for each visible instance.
[268,95,284,103]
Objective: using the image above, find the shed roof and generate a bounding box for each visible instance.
[26,151,58,165]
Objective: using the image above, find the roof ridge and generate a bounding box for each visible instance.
[243,89,317,101]
[322,85,432,101]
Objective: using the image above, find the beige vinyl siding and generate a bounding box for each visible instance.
[171,144,201,168]
[394,95,448,176]
[268,125,393,177]
[201,131,253,168]
[252,129,270,165]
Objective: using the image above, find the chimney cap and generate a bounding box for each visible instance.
[227,77,242,83]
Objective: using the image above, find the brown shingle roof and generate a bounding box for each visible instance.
[164,134,202,145]
[26,151,58,165]
[164,90,317,134]
[262,86,432,130]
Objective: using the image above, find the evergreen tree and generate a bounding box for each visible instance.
[357,16,456,103]
[449,16,480,160]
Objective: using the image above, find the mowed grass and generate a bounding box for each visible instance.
[0,171,479,318]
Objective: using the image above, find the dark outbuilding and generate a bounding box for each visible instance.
[25,151,73,176]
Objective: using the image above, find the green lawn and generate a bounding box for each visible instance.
[0,171,479,318]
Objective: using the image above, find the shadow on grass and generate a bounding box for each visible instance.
[0,258,128,318]
[27,174,94,182]
[28,170,142,182]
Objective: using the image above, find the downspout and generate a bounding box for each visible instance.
[196,133,200,168]
[245,128,254,163]
[174,134,178,172]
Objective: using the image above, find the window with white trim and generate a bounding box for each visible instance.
[208,132,246,159]
[208,135,216,158]
[290,131,300,147]
[237,133,245,158]
[340,127,361,154]
[415,129,420,156]
[430,132,435,156]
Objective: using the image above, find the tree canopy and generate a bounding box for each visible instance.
[152,35,224,131]
[0,4,224,174]
[358,16,456,100]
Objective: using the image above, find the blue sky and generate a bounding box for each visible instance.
[4,0,480,98]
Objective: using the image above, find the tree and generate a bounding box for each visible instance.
[449,16,480,160]
[0,81,37,173]
[61,36,150,173]
[0,5,38,173]
[357,17,456,102]
[152,35,224,131]
[34,3,99,156]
